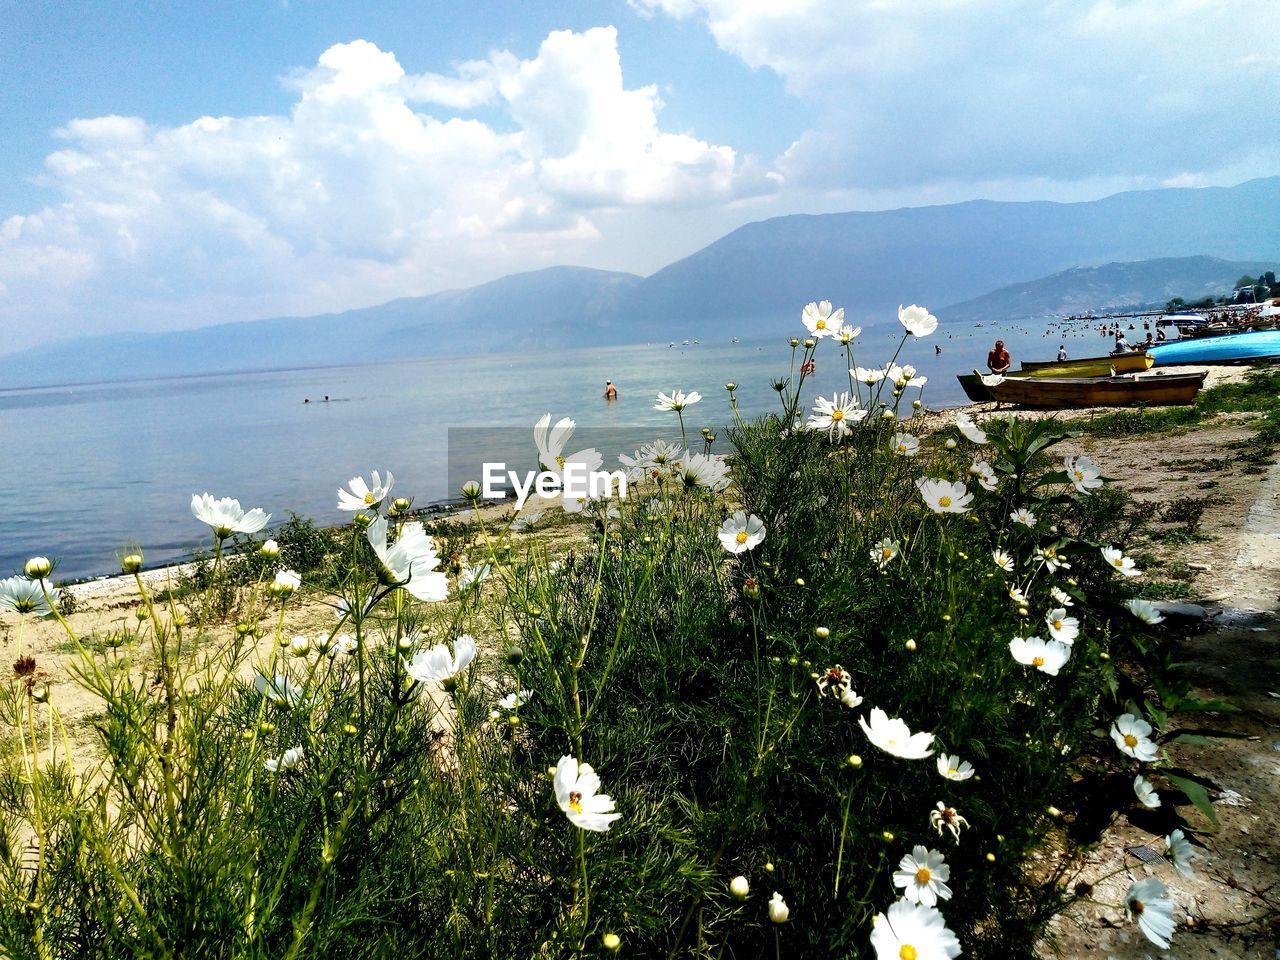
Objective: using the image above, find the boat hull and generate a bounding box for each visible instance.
[1019,353,1154,377]
[1146,330,1280,366]
[986,372,1206,409]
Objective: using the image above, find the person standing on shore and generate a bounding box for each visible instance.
[1057,344,1068,362]
[603,380,617,400]
[987,339,1011,374]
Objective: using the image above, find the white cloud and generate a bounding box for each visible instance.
[636,0,1280,190]
[0,28,776,351]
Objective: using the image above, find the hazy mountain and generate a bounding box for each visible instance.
[3,177,1278,387]
[941,256,1277,323]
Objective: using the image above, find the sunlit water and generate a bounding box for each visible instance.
[0,317,1111,579]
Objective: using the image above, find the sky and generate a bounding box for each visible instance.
[1,0,1277,354]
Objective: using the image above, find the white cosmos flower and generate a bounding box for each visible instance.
[457,563,491,591]
[1064,455,1103,493]
[1102,546,1140,577]
[853,366,886,384]
[1125,877,1176,950]
[1111,713,1159,761]
[718,510,766,554]
[1035,546,1069,573]
[807,392,866,440]
[366,516,448,601]
[654,389,702,412]
[954,411,988,444]
[264,746,304,773]
[674,452,731,491]
[1134,774,1161,809]
[885,363,928,389]
[511,510,545,531]
[1126,598,1165,624]
[498,689,533,710]
[271,569,301,597]
[936,754,975,782]
[1009,635,1072,675]
[898,303,939,338]
[331,634,357,656]
[1045,608,1080,645]
[1166,828,1195,879]
[767,891,790,923]
[0,576,56,617]
[802,299,844,338]
[404,635,477,686]
[1049,586,1074,607]
[256,673,308,708]
[533,414,604,489]
[929,802,969,842]
[916,478,973,514]
[1008,585,1026,604]
[893,846,953,907]
[190,493,270,539]
[337,471,394,511]
[992,550,1015,573]
[859,707,935,759]
[836,323,862,344]
[554,755,621,832]
[871,537,901,569]
[969,460,998,491]
[870,898,961,960]
[891,432,920,457]
[1010,508,1037,528]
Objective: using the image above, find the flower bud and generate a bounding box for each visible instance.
[288,635,311,657]
[121,553,144,574]
[815,626,830,639]
[904,639,917,651]
[789,338,799,347]
[725,382,736,392]
[259,539,279,559]
[353,513,372,529]
[942,614,952,623]
[768,892,789,923]
[803,338,815,349]
[880,410,895,420]
[729,875,750,900]
[508,714,521,728]
[846,754,862,768]
[398,636,413,650]
[32,685,50,704]
[882,831,895,843]
[764,861,775,873]
[912,399,922,409]
[505,645,525,665]
[601,933,621,953]
[461,480,482,502]
[743,577,761,600]
[24,557,52,579]
[343,723,358,736]
[259,721,275,734]
[794,577,805,587]
[489,709,501,721]
[945,438,957,450]
[986,852,996,862]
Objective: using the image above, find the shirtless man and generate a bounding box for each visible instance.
[603,380,618,400]
[987,339,1011,374]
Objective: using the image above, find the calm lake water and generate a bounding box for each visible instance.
[0,317,1112,580]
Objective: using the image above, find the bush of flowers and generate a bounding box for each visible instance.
[0,301,1210,958]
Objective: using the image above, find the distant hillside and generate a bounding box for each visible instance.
[3,177,1279,387]
[941,256,1277,322]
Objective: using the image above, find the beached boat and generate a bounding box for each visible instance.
[1145,330,1280,366]
[1019,353,1153,377]
[956,372,1206,408]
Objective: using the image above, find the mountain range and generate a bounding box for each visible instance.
[3,177,1278,387]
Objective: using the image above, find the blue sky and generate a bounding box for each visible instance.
[2,0,1276,352]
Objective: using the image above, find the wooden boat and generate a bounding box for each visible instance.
[1020,353,1153,376]
[1146,330,1280,366]
[957,372,1206,408]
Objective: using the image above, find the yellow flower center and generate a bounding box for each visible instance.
[1053,620,1063,631]
[883,548,894,559]
[1123,733,1138,748]
[831,409,844,421]
[736,531,749,544]
[897,444,906,452]
[568,790,583,814]
[1113,557,1124,567]
[364,492,375,504]
[915,867,931,884]
[816,319,827,329]
[556,455,567,469]
[1032,656,1045,667]
[900,945,918,960]
[939,496,952,508]
[1075,470,1084,480]
[948,767,958,776]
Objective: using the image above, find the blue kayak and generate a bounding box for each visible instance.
[1146,330,1280,366]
